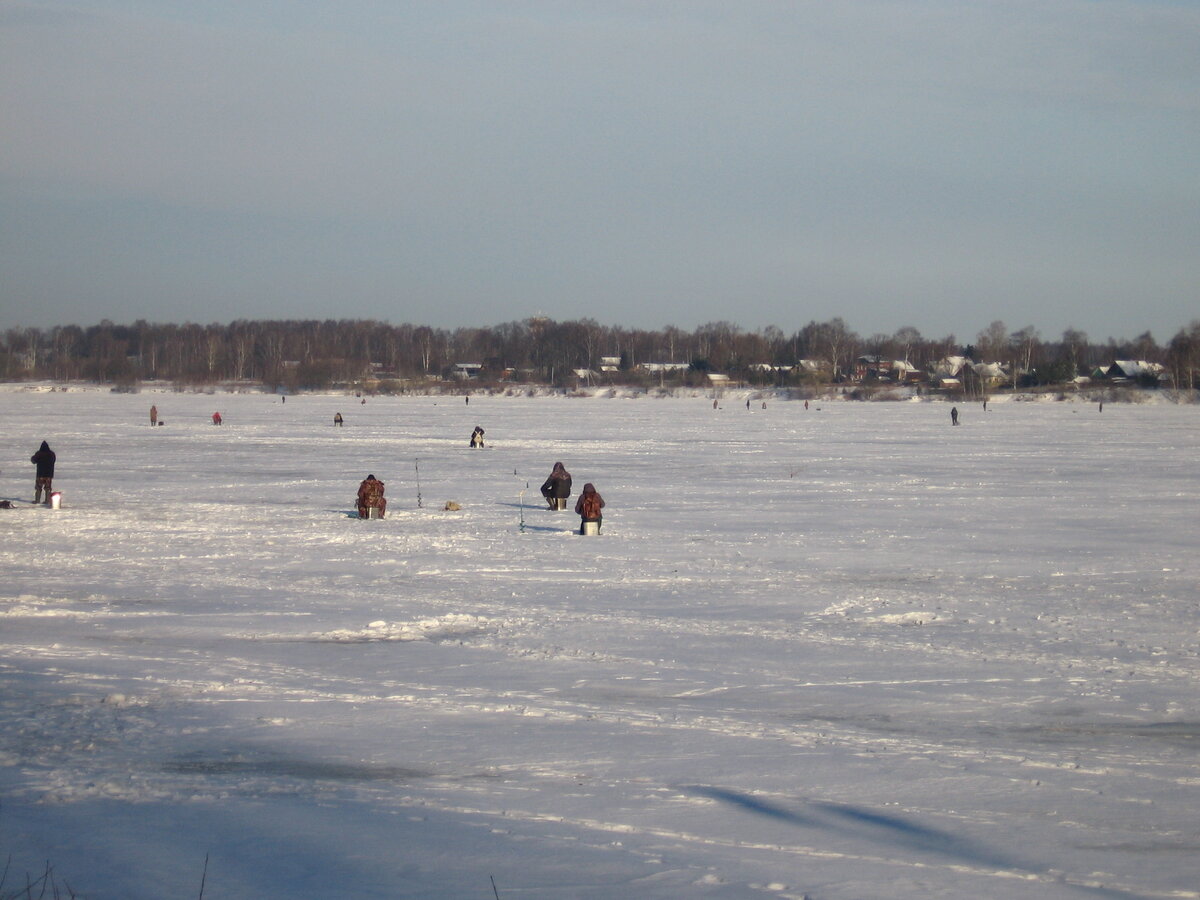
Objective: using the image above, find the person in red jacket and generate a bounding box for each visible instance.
[574,482,604,534]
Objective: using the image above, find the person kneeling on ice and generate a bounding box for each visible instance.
[540,461,572,509]
[30,440,56,505]
[356,474,386,519]
[574,482,604,534]
[469,425,485,448]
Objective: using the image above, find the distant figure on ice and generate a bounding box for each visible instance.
[334,412,344,426]
[356,474,386,519]
[540,462,573,510]
[149,405,158,426]
[212,411,222,426]
[951,406,959,426]
[465,395,470,405]
[470,426,485,448]
[30,440,56,505]
[575,482,605,535]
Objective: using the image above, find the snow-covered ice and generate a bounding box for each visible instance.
[1,387,1198,899]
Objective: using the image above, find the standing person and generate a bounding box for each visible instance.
[212,411,222,425]
[356,474,386,519]
[30,440,56,505]
[150,405,158,426]
[470,426,485,448]
[334,413,344,426]
[574,482,604,534]
[540,462,573,510]
[951,406,959,426]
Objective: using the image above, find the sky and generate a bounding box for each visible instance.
[2,1,1198,344]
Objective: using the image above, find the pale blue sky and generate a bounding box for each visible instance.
[2,1,1197,343]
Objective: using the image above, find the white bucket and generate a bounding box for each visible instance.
[582,520,599,535]
[367,507,381,519]
[555,497,568,510]
[49,492,62,510]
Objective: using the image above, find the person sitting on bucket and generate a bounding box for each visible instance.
[574,482,604,534]
[30,440,56,505]
[470,426,485,448]
[540,461,572,510]
[356,474,386,519]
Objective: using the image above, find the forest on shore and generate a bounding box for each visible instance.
[3,316,1199,394]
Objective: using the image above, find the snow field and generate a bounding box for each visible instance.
[1,388,1198,899]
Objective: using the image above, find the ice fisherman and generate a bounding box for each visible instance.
[30,440,56,505]
[470,426,485,448]
[150,405,158,426]
[951,406,959,426]
[574,482,604,535]
[334,412,344,426]
[356,474,386,519]
[540,462,573,510]
[212,411,222,425]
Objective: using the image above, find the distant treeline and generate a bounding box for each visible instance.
[3,317,1199,391]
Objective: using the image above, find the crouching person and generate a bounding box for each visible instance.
[357,474,386,519]
[540,461,572,510]
[574,482,604,534]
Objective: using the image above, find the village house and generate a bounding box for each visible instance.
[1093,360,1167,385]
[451,362,484,380]
[851,356,922,383]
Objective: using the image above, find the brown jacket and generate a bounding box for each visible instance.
[574,483,604,519]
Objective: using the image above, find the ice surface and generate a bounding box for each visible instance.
[1,387,1198,899]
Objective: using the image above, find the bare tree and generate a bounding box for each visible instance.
[976,321,1009,363]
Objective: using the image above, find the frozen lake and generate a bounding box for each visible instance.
[2,387,1198,899]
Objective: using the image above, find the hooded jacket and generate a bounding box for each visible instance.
[574,483,604,520]
[31,441,56,478]
[540,462,572,499]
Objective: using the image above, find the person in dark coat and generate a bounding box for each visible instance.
[540,462,572,509]
[470,426,485,448]
[356,474,386,519]
[31,440,56,505]
[951,406,959,425]
[574,482,604,534]
[334,413,344,426]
